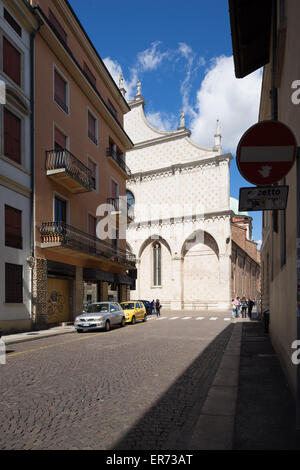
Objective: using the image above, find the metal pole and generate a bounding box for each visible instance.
[297,147,300,429]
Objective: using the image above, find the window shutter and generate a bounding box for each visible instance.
[88,112,96,141]
[83,62,96,87]
[111,180,118,198]
[54,127,67,149]
[49,9,67,43]
[54,71,67,110]
[88,159,96,189]
[5,205,22,249]
[5,263,23,303]
[3,37,21,86]
[4,108,21,164]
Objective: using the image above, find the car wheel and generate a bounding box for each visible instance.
[120,317,125,327]
[131,316,136,325]
[143,314,147,322]
[105,320,110,332]
[77,329,83,333]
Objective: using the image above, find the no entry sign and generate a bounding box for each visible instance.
[236,121,297,185]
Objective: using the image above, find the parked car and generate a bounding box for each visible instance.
[74,302,125,333]
[139,300,151,315]
[120,301,147,324]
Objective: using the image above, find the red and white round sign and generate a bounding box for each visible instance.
[236,120,297,185]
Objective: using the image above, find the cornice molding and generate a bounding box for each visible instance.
[127,210,232,230]
[0,174,32,198]
[128,153,232,182]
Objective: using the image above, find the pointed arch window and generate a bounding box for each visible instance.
[153,242,161,286]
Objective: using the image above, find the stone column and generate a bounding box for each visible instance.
[170,256,183,310]
[74,266,83,318]
[32,258,47,329]
[119,284,127,302]
[99,281,108,301]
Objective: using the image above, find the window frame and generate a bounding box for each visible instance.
[152,242,162,287]
[5,204,22,249]
[53,64,70,115]
[87,155,98,192]
[87,107,98,146]
[53,192,69,224]
[1,33,23,88]
[5,263,23,304]
[2,104,23,166]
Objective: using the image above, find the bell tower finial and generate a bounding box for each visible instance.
[135,80,141,99]
[214,119,222,153]
[178,110,185,130]
[119,73,127,98]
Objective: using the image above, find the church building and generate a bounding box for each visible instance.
[124,82,234,310]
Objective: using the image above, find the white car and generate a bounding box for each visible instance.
[74,302,126,333]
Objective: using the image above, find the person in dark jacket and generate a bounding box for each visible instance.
[248,298,254,319]
[241,297,247,318]
[155,299,161,317]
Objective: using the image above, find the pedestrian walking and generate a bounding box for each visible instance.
[231,299,237,318]
[241,297,247,318]
[234,296,240,317]
[248,298,254,319]
[150,299,155,315]
[155,299,161,317]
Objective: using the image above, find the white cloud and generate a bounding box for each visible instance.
[137,41,169,71]
[146,111,177,132]
[190,55,262,154]
[255,240,262,250]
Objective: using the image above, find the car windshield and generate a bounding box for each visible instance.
[121,303,135,310]
[85,303,109,313]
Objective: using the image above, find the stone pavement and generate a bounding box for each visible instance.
[1,311,300,450]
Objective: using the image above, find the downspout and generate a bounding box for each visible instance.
[30,12,43,328]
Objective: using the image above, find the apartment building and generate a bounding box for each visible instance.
[0,0,38,332]
[229,0,300,398]
[28,0,134,327]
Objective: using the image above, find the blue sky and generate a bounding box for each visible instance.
[69,0,263,245]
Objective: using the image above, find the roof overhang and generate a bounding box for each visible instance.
[228,0,273,78]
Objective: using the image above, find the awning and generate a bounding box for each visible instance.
[228,0,272,78]
[114,273,134,286]
[83,268,114,283]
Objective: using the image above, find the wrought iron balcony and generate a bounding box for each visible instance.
[45,149,92,193]
[40,221,136,268]
[106,148,131,177]
[107,197,135,222]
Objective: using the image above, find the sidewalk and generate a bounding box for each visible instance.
[189,316,300,450]
[234,319,300,449]
[2,325,75,346]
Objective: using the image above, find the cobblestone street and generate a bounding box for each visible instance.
[0,311,233,450]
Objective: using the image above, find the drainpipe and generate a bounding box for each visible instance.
[29,13,43,328]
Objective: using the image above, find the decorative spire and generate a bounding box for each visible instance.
[178,110,185,130]
[214,119,222,152]
[136,80,141,99]
[119,73,127,98]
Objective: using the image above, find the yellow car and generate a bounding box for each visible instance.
[120,301,147,324]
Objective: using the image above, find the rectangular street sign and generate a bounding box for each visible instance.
[238,185,289,211]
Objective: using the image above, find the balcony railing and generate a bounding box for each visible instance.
[107,197,135,221]
[40,222,136,268]
[106,148,131,177]
[46,149,92,193]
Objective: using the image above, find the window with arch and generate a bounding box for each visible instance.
[126,190,135,220]
[153,242,161,286]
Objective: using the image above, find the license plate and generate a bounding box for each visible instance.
[79,323,90,327]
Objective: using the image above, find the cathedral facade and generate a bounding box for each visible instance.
[124,84,233,310]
